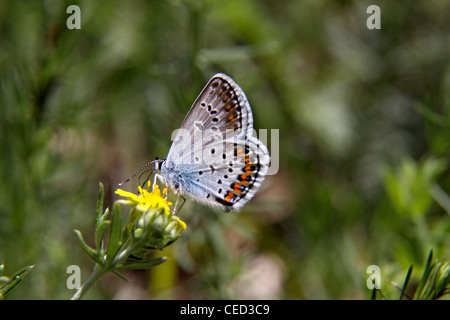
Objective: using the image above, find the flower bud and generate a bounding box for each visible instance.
[116,182,186,252]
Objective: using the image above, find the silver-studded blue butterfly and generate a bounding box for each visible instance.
[123,73,270,212]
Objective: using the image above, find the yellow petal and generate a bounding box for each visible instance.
[115,189,141,201]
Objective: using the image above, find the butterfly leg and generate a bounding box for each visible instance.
[152,172,167,194]
[172,192,186,216]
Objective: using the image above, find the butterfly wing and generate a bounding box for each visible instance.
[166,73,253,164]
[191,137,270,211]
[163,73,270,211]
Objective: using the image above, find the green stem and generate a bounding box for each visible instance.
[71,264,109,300]
[71,236,143,299]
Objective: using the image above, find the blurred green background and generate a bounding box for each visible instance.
[0,0,449,299]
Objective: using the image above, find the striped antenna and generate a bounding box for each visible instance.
[118,158,159,187]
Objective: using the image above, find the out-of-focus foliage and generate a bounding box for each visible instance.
[0,0,449,299]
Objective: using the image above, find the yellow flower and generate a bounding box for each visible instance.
[115,181,186,235]
[115,181,172,215]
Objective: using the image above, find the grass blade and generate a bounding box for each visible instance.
[413,249,434,299]
[400,265,413,300]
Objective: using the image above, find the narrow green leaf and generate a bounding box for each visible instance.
[370,288,377,300]
[414,249,434,299]
[101,207,110,222]
[0,265,34,297]
[95,220,111,252]
[400,265,413,300]
[9,265,34,279]
[111,270,128,281]
[95,182,105,229]
[116,257,167,270]
[74,229,102,265]
[435,264,450,298]
[421,263,437,299]
[106,202,122,262]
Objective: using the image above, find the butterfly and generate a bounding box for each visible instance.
[123,73,270,212]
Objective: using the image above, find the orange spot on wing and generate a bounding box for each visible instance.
[232,183,245,194]
[224,191,235,203]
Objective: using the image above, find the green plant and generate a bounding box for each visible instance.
[372,250,450,300]
[0,264,34,299]
[72,182,186,300]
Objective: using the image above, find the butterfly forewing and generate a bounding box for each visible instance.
[166,74,253,165]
